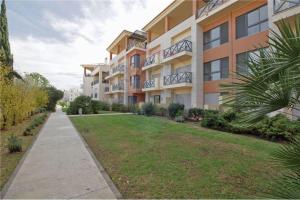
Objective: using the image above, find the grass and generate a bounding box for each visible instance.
[0,113,48,189]
[70,115,281,199]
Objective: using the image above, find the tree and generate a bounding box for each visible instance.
[0,0,13,67]
[45,86,63,111]
[222,18,300,123]
[25,72,50,88]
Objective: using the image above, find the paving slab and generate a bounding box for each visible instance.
[3,110,118,199]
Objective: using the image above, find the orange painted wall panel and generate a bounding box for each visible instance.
[202,0,268,94]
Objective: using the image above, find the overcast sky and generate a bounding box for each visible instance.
[6,0,173,90]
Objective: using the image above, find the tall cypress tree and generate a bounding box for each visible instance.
[0,0,13,68]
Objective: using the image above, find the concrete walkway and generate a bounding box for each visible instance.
[3,110,119,199]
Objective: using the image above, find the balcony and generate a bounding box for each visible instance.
[163,72,192,89]
[91,79,99,86]
[126,40,146,52]
[112,81,124,93]
[142,53,162,71]
[274,0,300,14]
[197,0,229,19]
[162,40,192,64]
[105,64,125,80]
[142,78,161,92]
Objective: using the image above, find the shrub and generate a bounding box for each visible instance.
[7,135,22,153]
[155,106,168,117]
[67,96,93,115]
[175,110,185,122]
[202,112,300,141]
[91,100,110,113]
[23,127,32,136]
[128,104,138,114]
[188,108,204,120]
[168,103,184,119]
[201,111,228,130]
[111,103,125,112]
[142,103,156,116]
[222,110,239,122]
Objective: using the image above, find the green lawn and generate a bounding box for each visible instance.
[70,115,281,199]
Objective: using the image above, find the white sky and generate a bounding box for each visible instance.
[7,0,173,90]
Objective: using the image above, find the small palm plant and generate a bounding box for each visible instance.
[222,17,300,198]
[271,137,300,198]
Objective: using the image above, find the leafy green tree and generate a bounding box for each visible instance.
[25,72,50,88]
[66,96,93,115]
[45,86,63,111]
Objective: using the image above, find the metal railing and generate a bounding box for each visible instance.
[112,81,124,91]
[91,79,99,86]
[105,87,110,92]
[163,40,192,59]
[197,0,229,19]
[143,80,155,88]
[164,72,192,86]
[144,53,160,67]
[112,64,125,74]
[126,40,146,51]
[274,0,300,14]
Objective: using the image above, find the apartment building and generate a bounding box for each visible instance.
[81,63,109,101]
[80,0,299,110]
[105,30,147,105]
[141,0,299,110]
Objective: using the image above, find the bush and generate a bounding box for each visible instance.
[111,103,125,112]
[155,106,168,117]
[91,100,110,113]
[142,103,156,116]
[7,135,22,153]
[128,104,139,114]
[175,110,185,122]
[23,127,32,136]
[168,103,184,119]
[201,111,300,141]
[201,111,228,130]
[188,108,204,120]
[67,96,93,115]
[222,110,239,122]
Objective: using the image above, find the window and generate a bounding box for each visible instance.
[154,95,160,104]
[204,22,228,50]
[130,75,140,89]
[130,54,140,68]
[236,50,260,74]
[236,5,268,39]
[204,57,229,81]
